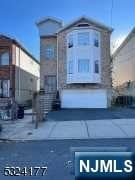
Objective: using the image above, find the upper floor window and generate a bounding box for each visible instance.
[45,45,54,59]
[68,34,73,48]
[94,32,99,47]
[0,52,9,65]
[78,59,90,73]
[78,32,89,45]
[68,60,73,74]
[94,60,99,73]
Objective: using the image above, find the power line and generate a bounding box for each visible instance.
[110,0,114,27]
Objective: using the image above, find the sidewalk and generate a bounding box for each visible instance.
[1,115,135,140]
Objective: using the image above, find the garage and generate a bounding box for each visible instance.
[61,89,108,108]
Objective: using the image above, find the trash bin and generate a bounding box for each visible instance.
[17,105,24,119]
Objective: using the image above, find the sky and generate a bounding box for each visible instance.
[0,0,135,60]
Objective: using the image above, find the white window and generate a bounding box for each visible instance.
[45,45,54,59]
[94,31,99,47]
[78,59,90,73]
[1,52,9,65]
[68,61,73,74]
[94,60,99,73]
[78,32,89,45]
[0,80,10,97]
[68,34,73,48]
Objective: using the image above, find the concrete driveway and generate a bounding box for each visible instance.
[47,107,135,121]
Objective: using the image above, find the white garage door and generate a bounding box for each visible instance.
[61,89,107,108]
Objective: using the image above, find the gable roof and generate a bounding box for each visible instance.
[0,34,39,64]
[57,16,113,33]
[36,16,63,26]
[113,28,135,58]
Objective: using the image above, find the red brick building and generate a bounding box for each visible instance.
[0,35,40,104]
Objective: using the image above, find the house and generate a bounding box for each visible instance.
[0,35,40,105]
[112,28,135,97]
[37,16,113,110]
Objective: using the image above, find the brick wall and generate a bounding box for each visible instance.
[40,36,57,88]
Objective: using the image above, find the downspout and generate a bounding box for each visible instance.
[56,34,59,90]
[18,47,21,100]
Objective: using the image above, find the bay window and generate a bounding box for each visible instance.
[67,29,101,83]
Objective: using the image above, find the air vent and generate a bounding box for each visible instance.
[77,23,89,27]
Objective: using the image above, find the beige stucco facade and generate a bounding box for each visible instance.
[112,29,135,97]
[14,44,40,104]
[113,33,135,87]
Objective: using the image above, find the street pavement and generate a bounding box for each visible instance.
[0,139,135,180]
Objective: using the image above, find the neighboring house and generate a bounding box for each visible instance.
[37,16,113,110]
[0,35,40,105]
[112,28,135,97]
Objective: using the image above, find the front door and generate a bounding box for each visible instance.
[44,75,57,94]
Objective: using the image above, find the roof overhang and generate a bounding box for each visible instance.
[36,16,63,26]
[57,16,113,33]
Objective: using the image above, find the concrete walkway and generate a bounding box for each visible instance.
[1,115,135,140]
